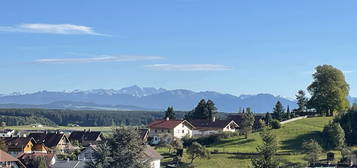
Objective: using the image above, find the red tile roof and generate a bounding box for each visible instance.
[148,120,194,129]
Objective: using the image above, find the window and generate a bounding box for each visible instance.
[161,129,164,133]
[155,129,157,133]
[182,130,185,133]
[167,130,170,133]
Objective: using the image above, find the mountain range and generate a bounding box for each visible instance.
[0,85,304,113]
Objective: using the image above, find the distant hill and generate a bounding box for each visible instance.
[0,85,298,112]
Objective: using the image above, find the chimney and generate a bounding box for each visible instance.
[212,116,216,122]
[166,117,169,121]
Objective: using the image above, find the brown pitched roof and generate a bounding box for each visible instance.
[0,150,26,168]
[143,145,163,161]
[148,120,194,129]
[28,132,68,148]
[2,137,35,151]
[190,119,239,130]
[18,152,55,167]
[68,131,102,142]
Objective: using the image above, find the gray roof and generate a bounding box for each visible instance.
[143,145,163,161]
[54,160,86,168]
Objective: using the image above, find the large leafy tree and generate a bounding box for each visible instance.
[87,127,148,168]
[251,127,279,168]
[164,106,176,120]
[241,108,255,139]
[272,101,285,121]
[187,142,210,164]
[307,65,349,116]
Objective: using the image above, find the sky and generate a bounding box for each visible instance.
[0,0,356,98]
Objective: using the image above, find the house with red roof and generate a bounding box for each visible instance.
[148,118,195,144]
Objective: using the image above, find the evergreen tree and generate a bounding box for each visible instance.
[302,139,323,164]
[88,128,148,168]
[251,127,279,168]
[241,108,255,139]
[264,112,273,126]
[206,100,218,121]
[272,101,285,121]
[322,122,345,149]
[164,106,176,120]
[286,105,291,120]
[296,90,308,113]
[307,65,350,116]
[185,99,211,120]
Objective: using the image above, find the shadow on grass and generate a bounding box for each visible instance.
[227,154,253,160]
[279,157,307,168]
[281,131,323,152]
[233,138,255,146]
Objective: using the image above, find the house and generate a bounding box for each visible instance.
[3,137,36,156]
[18,152,56,168]
[143,145,163,168]
[227,113,265,130]
[0,129,15,137]
[148,119,195,144]
[190,118,239,136]
[77,145,96,161]
[0,150,26,168]
[28,132,72,153]
[68,130,104,146]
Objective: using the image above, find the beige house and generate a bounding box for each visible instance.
[148,119,195,144]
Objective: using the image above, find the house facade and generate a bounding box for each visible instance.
[28,132,72,153]
[148,119,194,144]
[190,119,239,136]
[3,137,36,156]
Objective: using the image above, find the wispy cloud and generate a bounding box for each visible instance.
[0,23,108,36]
[33,55,163,64]
[145,64,233,71]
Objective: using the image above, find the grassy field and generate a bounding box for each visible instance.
[158,116,337,168]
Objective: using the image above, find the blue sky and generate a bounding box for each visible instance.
[0,0,356,98]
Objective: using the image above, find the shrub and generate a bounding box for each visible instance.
[270,120,281,129]
[322,122,345,149]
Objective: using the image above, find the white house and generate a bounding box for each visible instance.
[190,118,239,136]
[143,145,163,168]
[0,129,15,137]
[148,119,195,144]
